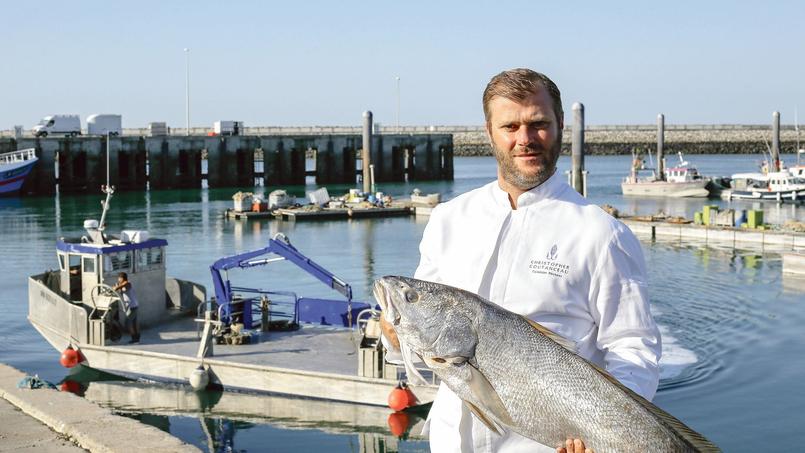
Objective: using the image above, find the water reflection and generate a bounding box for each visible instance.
[63,366,427,453]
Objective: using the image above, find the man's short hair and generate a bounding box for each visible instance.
[118,272,128,280]
[482,68,563,124]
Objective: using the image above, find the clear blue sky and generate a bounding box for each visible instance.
[3,1,803,128]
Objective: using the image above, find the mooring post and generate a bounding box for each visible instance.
[362,111,373,193]
[657,113,665,180]
[571,102,586,196]
[772,111,781,172]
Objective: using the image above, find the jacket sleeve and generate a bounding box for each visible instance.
[588,224,662,401]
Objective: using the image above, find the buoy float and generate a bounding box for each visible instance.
[59,346,80,368]
[402,382,418,407]
[60,380,83,395]
[387,411,411,438]
[189,365,209,391]
[388,382,412,411]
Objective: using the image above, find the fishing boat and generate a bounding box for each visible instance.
[722,170,805,202]
[621,152,711,198]
[27,150,436,412]
[0,148,38,195]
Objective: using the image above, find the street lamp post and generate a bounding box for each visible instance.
[395,76,400,134]
[184,48,190,136]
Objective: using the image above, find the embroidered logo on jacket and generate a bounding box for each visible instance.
[530,245,569,278]
[546,244,558,261]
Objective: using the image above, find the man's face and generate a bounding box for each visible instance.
[485,89,563,190]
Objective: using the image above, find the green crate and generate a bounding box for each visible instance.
[702,205,719,225]
[694,212,703,225]
[747,210,763,229]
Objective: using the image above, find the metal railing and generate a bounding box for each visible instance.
[0,148,35,165]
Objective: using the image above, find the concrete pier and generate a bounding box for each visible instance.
[0,363,199,452]
[315,136,358,184]
[208,136,257,188]
[261,137,306,186]
[146,137,203,190]
[1,133,453,195]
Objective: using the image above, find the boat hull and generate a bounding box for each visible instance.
[0,158,38,195]
[722,188,805,202]
[28,274,437,407]
[621,180,711,197]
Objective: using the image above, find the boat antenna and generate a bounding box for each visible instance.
[98,132,115,232]
[762,136,773,170]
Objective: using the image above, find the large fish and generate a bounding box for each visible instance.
[373,276,719,453]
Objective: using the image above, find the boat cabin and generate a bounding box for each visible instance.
[767,172,805,191]
[665,166,703,183]
[730,173,769,190]
[55,229,173,328]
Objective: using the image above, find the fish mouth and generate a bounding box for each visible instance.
[373,279,401,325]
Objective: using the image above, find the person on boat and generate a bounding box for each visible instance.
[380,68,661,453]
[113,272,140,344]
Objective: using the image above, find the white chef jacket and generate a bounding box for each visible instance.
[413,172,662,453]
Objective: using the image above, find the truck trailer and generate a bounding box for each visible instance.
[87,114,123,136]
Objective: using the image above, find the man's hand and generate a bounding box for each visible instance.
[556,438,593,453]
[379,316,401,351]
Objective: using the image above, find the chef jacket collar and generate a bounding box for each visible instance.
[492,170,564,210]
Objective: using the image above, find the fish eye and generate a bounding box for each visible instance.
[404,289,419,304]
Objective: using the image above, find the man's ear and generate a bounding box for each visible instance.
[484,121,493,147]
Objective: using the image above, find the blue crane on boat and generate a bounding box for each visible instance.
[209,233,370,329]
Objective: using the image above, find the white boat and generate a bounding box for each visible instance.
[723,171,805,202]
[27,152,436,410]
[0,148,38,195]
[788,149,805,178]
[621,152,711,198]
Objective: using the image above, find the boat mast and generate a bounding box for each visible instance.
[98,132,115,232]
[794,107,805,166]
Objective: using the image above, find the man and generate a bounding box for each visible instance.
[381,68,661,453]
[113,272,140,344]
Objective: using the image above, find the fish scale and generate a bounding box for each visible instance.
[375,276,720,453]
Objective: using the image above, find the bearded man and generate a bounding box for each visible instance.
[381,68,661,452]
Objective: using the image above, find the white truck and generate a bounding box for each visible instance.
[213,121,244,136]
[87,114,122,136]
[32,115,81,137]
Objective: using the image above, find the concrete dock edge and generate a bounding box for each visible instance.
[0,363,201,453]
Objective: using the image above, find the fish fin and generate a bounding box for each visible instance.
[464,401,503,435]
[400,342,428,385]
[467,363,515,427]
[523,317,578,353]
[586,362,721,452]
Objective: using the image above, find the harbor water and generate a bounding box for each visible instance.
[1,154,803,452]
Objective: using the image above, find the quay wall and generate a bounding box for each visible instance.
[0,134,453,196]
[453,128,805,156]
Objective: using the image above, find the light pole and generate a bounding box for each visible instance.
[395,76,400,134]
[184,48,190,136]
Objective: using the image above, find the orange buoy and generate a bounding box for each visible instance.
[59,346,80,368]
[402,382,418,407]
[388,382,410,411]
[60,380,82,394]
[387,411,411,437]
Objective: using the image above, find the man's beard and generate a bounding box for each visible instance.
[492,132,562,190]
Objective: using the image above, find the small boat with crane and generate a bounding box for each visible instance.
[27,138,436,416]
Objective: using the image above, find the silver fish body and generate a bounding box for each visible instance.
[374,276,719,453]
